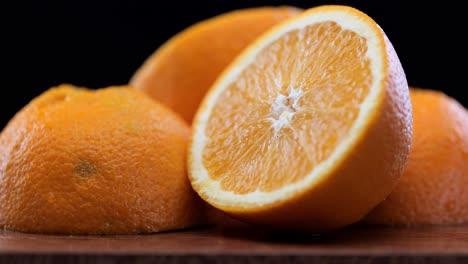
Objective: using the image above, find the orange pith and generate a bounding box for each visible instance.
[204,21,371,194]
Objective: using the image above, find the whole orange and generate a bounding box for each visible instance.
[0,84,212,234]
[365,88,468,225]
[130,6,302,123]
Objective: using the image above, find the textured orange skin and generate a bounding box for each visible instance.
[189,5,413,233]
[130,6,302,123]
[365,88,468,225]
[0,84,212,234]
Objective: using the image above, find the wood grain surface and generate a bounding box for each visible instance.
[1,219,468,263]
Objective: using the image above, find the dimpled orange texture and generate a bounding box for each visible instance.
[0,84,212,234]
[130,6,302,123]
[365,88,468,225]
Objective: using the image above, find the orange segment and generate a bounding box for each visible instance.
[189,5,412,232]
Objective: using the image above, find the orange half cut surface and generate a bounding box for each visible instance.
[189,5,413,232]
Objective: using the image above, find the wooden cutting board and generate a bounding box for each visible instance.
[1,218,468,264]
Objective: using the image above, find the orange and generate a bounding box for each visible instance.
[188,5,413,233]
[130,6,302,123]
[0,84,212,234]
[365,88,468,225]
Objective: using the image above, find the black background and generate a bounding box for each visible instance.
[2,0,466,129]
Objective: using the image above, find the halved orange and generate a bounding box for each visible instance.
[188,5,413,232]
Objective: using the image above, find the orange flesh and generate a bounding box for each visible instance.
[203,21,372,194]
